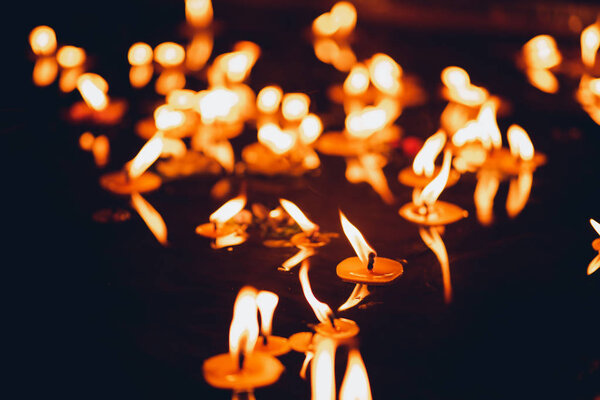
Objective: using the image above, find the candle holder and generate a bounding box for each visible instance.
[288,332,315,353]
[312,317,360,340]
[203,352,284,390]
[253,335,290,357]
[336,255,405,284]
[398,201,468,226]
[398,166,460,188]
[99,170,162,195]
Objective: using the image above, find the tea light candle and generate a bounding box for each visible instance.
[195,194,247,238]
[279,199,336,247]
[253,291,290,356]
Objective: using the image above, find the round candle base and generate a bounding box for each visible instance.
[99,171,162,195]
[203,352,284,390]
[398,167,460,188]
[290,232,336,248]
[592,238,600,252]
[242,143,315,176]
[288,332,315,353]
[254,336,291,357]
[195,222,237,238]
[336,256,404,284]
[314,132,366,157]
[314,318,359,340]
[399,201,468,226]
[482,149,547,176]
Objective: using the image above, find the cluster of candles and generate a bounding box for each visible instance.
[28,0,600,398]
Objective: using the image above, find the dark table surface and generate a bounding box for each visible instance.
[7,1,600,399]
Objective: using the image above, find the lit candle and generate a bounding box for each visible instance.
[253,291,290,356]
[29,26,57,56]
[130,192,168,246]
[339,349,372,400]
[195,194,249,246]
[279,199,334,247]
[311,337,337,400]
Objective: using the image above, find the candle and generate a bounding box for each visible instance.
[130,192,168,246]
[254,291,290,356]
[29,26,57,56]
[311,337,337,400]
[195,194,247,238]
[336,211,404,284]
[279,199,336,247]
[339,349,372,400]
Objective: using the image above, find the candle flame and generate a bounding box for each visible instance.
[345,106,387,139]
[476,99,502,149]
[281,247,316,271]
[127,133,164,180]
[77,73,109,111]
[338,283,370,312]
[57,45,86,68]
[507,124,534,161]
[581,23,600,68]
[591,219,600,236]
[166,89,197,110]
[186,32,213,71]
[312,1,356,37]
[299,114,323,145]
[33,57,58,87]
[339,349,372,400]
[212,231,248,249]
[209,195,246,224]
[339,211,376,267]
[154,42,185,67]
[79,132,95,151]
[128,42,153,66]
[311,337,337,400]
[280,199,319,234]
[419,226,452,303]
[474,171,500,226]
[441,66,488,106]
[506,170,533,218]
[257,85,283,113]
[523,35,561,69]
[154,104,186,130]
[258,124,296,155]
[369,53,402,96]
[344,63,370,96]
[185,0,213,28]
[299,261,335,325]
[155,69,186,95]
[345,155,395,204]
[412,130,446,177]
[204,139,235,173]
[526,68,559,94]
[59,66,83,92]
[92,135,110,167]
[229,287,259,367]
[197,88,240,124]
[256,291,278,338]
[282,93,310,121]
[415,150,452,207]
[131,192,168,245]
[161,137,187,158]
[218,49,258,83]
[29,26,56,55]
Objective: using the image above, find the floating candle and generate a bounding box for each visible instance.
[128,42,153,66]
[279,199,335,247]
[254,291,290,356]
[195,194,247,238]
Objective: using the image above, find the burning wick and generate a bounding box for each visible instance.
[336,211,404,284]
[195,194,249,248]
[279,199,336,248]
[254,291,290,356]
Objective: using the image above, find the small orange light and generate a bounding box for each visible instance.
[154,42,185,67]
[128,42,153,66]
[29,26,57,55]
[282,93,310,121]
[257,85,283,114]
[33,57,58,87]
[299,114,323,145]
[79,132,95,151]
[57,46,86,68]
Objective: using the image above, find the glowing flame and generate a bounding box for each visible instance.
[338,283,370,312]
[344,63,370,96]
[451,120,480,147]
[330,2,357,36]
[29,26,56,55]
[218,50,256,83]
[523,35,562,69]
[311,338,336,400]
[282,93,310,121]
[197,88,240,124]
[229,287,259,368]
[526,68,559,94]
[131,192,168,245]
[412,130,446,177]
[257,85,283,113]
[186,32,213,71]
[59,66,83,92]
[299,114,323,145]
[592,219,600,236]
[441,66,488,106]
[507,124,534,161]
[256,291,278,338]
[581,23,600,68]
[339,349,372,400]
[369,53,402,96]
[299,261,335,325]
[476,99,502,149]
[314,38,340,64]
[339,211,376,267]
[589,78,600,96]
[415,150,452,207]
[313,13,339,37]
[300,351,314,380]
[209,195,246,224]
[258,124,296,155]
[474,171,500,226]
[128,42,153,66]
[166,89,196,110]
[127,133,164,180]
[155,69,186,95]
[129,65,153,88]
[506,170,533,218]
[419,226,452,303]
[77,73,109,111]
[161,137,186,158]
[57,46,86,68]
[281,247,315,271]
[92,135,110,168]
[345,106,387,139]
[185,0,213,28]
[280,199,319,234]
[154,42,185,67]
[79,132,94,151]
[213,231,248,249]
[154,104,186,131]
[589,219,600,275]
[33,57,58,87]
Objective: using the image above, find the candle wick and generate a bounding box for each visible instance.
[328,314,337,330]
[367,252,376,271]
[261,333,268,346]
[238,351,245,372]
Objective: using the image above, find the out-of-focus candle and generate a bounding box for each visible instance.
[185,0,213,28]
[581,23,600,68]
[77,73,109,111]
[257,86,283,114]
[282,93,310,121]
[128,42,153,66]
[56,45,86,68]
[29,25,57,55]
[154,42,185,67]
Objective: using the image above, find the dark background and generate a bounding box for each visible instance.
[6,1,600,399]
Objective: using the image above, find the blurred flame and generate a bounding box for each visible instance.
[591,219,600,236]
[166,89,197,110]
[92,135,110,167]
[523,35,561,69]
[79,132,95,151]
[339,211,376,266]
[311,338,336,400]
[29,26,56,55]
[155,69,186,95]
[127,133,164,180]
[419,226,452,303]
[526,68,559,94]
[330,2,357,36]
[300,351,315,380]
[415,150,452,207]
[213,231,248,249]
[282,93,310,121]
[451,120,480,147]
[369,53,402,96]
[344,63,370,96]
[474,171,500,226]
[299,261,335,325]
[507,124,534,161]
[581,23,600,68]
[345,106,387,139]
[197,88,240,124]
[258,124,296,155]
[59,66,83,92]
[219,50,257,83]
[128,42,153,66]
[154,42,185,67]
[338,283,370,312]
[186,32,213,71]
[339,349,372,400]
[57,46,86,68]
[589,78,600,95]
[33,57,58,87]
[229,287,259,368]
[210,195,246,224]
[257,85,283,113]
[185,0,213,28]
[280,199,319,234]
[256,291,278,337]
[161,137,187,158]
[412,130,446,177]
[506,170,533,218]
[204,139,235,173]
[281,247,315,271]
[314,38,340,64]
[476,99,502,149]
[346,155,395,204]
[441,66,488,106]
[313,13,339,37]
[131,192,168,245]
[154,104,186,131]
[129,65,153,88]
[77,73,109,111]
[299,114,323,145]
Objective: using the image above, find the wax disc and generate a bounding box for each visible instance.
[254,336,291,357]
[195,222,237,238]
[314,132,366,156]
[336,256,404,284]
[399,201,468,226]
[314,318,359,340]
[288,332,315,353]
[482,149,547,176]
[290,232,337,247]
[241,142,311,176]
[99,171,162,195]
[203,352,284,390]
[398,167,460,188]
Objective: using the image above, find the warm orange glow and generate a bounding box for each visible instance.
[33,57,58,87]
[346,155,395,204]
[79,132,95,151]
[92,135,110,167]
[339,349,372,400]
[311,337,336,400]
[369,53,402,96]
[161,137,187,158]
[128,42,153,66]
[203,139,235,173]
[526,68,559,94]
[256,291,278,337]
[313,13,339,37]
[313,38,340,64]
[506,170,533,218]
[507,124,534,161]
[127,133,164,179]
[523,35,562,69]
[258,124,296,155]
[213,231,248,249]
[440,102,470,135]
[476,99,502,149]
[210,195,247,224]
[345,106,387,139]
[197,88,241,124]
[185,0,213,28]
[451,120,480,148]
[56,46,86,68]
[229,287,259,367]
[59,66,83,92]
[581,23,600,68]
[412,130,446,177]
[337,283,370,312]
[155,69,186,95]
[339,211,376,267]
[131,192,168,245]
[77,73,109,111]
[129,65,153,88]
[154,104,186,131]
[186,32,213,71]
[166,89,197,110]
[419,226,452,303]
[592,219,600,236]
[280,199,319,234]
[332,45,357,72]
[29,26,57,55]
[281,247,316,271]
[154,42,185,67]
[344,63,370,96]
[441,66,488,106]
[589,218,600,276]
[282,93,310,121]
[415,150,452,207]
[474,171,500,226]
[330,1,357,36]
[299,114,323,145]
[589,78,600,96]
[299,261,335,325]
[257,86,283,114]
[218,50,257,83]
